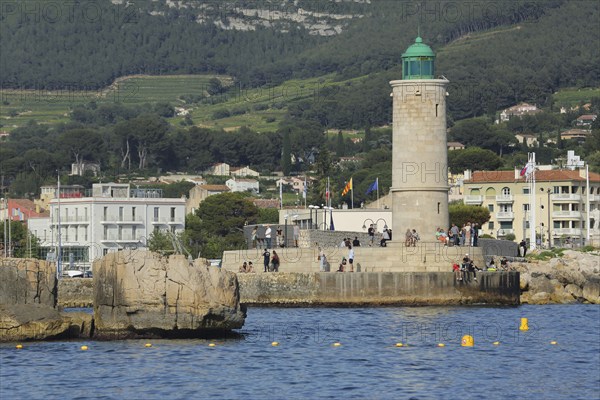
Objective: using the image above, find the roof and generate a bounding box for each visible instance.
[466,170,600,184]
[402,36,435,58]
[447,142,465,147]
[576,114,597,120]
[198,185,230,191]
[228,178,258,183]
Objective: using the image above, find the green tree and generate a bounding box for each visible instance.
[448,147,503,174]
[147,230,176,255]
[0,221,40,258]
[449,203,491,227]
[192,193,259,258]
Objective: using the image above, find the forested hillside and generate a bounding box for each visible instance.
[1,0,599,202]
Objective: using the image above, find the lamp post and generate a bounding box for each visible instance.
[308,205,317,229]
[284,214,288,247]
[2,197,6,257]
[322,204,326,231]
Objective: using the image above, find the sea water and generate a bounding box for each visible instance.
[1,305,599,399]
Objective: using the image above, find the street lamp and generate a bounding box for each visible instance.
[308,205,319,229]
[540,188,552,248]
[284,214,288,247]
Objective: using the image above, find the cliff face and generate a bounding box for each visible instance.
[0,258,92,342]
[514,251,600,304]
[93,250,246,339]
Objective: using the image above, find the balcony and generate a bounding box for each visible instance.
[553,228,583,237]
[495,195,514,203]
[552,210,582,219]
[150,218,184,225]
[51,216,90,225]
[101,235,146,243]
[100,216,145,224]
[464,195,483,205]
[551,193,582,202]
[496,211,514,220]
[590,194,600,202]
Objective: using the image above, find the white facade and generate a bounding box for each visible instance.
[28,183,186,271]
[226,178,259,193]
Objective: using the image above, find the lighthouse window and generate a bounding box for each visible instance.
[435,104,439,117]
[410,60,421,76]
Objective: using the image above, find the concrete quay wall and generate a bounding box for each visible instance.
[236,272,520,306]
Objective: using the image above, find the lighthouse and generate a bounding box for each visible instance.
[390,36,449,240]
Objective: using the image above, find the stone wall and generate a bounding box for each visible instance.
[236,271,520,306]
[299,230,382,248]
[479,238,520,260]
[0,258,56,306]
[58,278,94,308]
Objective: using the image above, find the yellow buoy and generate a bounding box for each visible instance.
[80,345,89,351]
[208,343,216,347]
[461,335,474,347]
[550,341,558,345]
[519,317,529,331]
[437,343,445,347]
[332,342,342,347]
[271,341,279,347]
[15,344,23,349]
[395,342,404,347]
[145,343,152,348]
[493,341,500,346]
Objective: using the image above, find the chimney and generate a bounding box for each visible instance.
[464,170,471,180]
[514,167,520,180]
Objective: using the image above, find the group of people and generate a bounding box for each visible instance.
[435,223,480,247]
[404,229,420,247]
[251,225,300,249]
[452,254,513,281]
[261,249,280,272]
[239,261,254,273]
[453,254,480,282]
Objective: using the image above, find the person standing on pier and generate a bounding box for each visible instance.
[347,245,355,272]
[262,248,270,272]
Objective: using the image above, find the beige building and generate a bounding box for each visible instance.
[230,166,260,178]
[464,169,600,247]
[186,184,230,214]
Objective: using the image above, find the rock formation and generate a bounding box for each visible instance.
[93,250,246,339]
[0,258,91,342]
[510,250,600,304]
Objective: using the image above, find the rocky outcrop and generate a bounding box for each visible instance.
[0,304,93,342]
[510,251,600,304]
[93,250,246,339]
[0,258,56,306]
[0,258,92,342]
[58,278,93,308]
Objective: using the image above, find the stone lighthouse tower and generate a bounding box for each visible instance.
[390,36,449,240]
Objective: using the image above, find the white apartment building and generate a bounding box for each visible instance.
[28,183,186,271]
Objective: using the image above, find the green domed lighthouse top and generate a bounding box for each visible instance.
[401,36,435,79]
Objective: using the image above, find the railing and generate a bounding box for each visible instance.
[51,216,90,224]
[496,212,514,220]
[101,235,146,241]
[495,195,513,203]
[151,218,184,225]
[552,211,582,219]
[100,216,145,223]
[553,228,583,236]
[496,229,514,236]
[464,195,483,204]
[551,193,582,202]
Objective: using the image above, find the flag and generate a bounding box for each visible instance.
[302,176,307,199]
[341,178,353,196]
[330,211,335,231]
[326,177,330,202]
[365,178,378,195]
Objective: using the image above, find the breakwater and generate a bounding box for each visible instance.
[236,272,520,306]
[57,272,520,307]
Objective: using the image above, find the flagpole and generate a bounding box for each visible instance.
[351,179,354,209]
[529,152,536,250]
[376,177,379,209]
